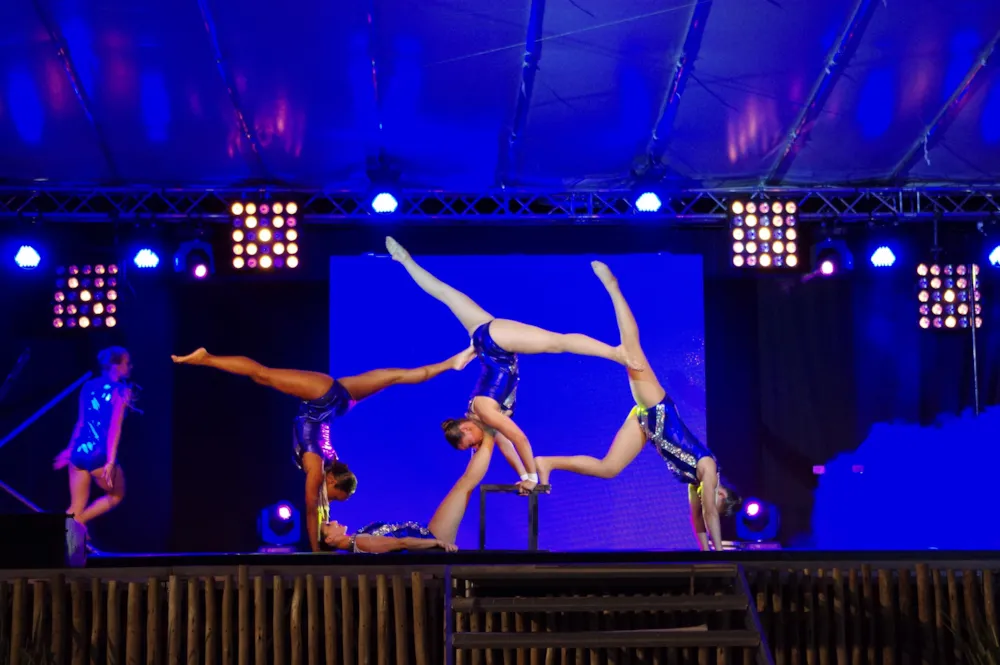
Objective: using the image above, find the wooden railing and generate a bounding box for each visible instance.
[1,562,997,665]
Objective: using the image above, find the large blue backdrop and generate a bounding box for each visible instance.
[328,253,706,551]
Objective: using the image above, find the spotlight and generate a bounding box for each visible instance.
[230,202,299,270]
[736,498,779,542]
[634,192,662,213]
[52,263,119,330]
[174,239,215,279]
[371,193,398,214]
[989,245,1000,268]
[133,248,160,269]
[810,238,853,277]
[15,245,41,270]
[870,246,896,268]
[258,502,301,551]
[729,200,799,269]
[916,263,982,330]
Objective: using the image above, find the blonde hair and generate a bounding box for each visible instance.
[97,346,129,371]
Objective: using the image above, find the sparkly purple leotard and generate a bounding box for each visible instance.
[292,379,354,469]
[467,321,518,415]
[632,396,716,485]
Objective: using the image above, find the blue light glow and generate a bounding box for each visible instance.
[870,246,896,268]
[635,192,661,212]
[14,245,40,270]
[133,249,160,269]
[989,245,1000,267]
[371,193,398,214]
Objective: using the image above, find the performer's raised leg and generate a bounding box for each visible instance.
[338,347,475,401]
[172,349,336,401]
[535,414,646,486]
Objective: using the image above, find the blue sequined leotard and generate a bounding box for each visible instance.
[348,521,436,553]
[292,379,354,470]
[69,377,129,472]
[631,397,715,485]
[467,321,518,415]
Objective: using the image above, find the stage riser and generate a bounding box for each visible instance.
[0,565,996,665]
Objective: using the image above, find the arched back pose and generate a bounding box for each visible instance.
[171,346,475,551]
[385,236,642,492]
[533,262,739,551]
[321,433,495,553]
[53,347,133,530]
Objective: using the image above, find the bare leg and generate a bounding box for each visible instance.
[76,465,125,525]
[385,237,494,335]
[427,483,476,545]
[688,484,711,551]
[67,465,91,522]
[591,261,665,406]
[534,415,647,485]
[696,457,722,551]
[172,349,334,402]
[337,347,475,402]
[488,319,641,370]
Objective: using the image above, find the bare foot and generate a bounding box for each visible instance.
[385,236,411,263]
[616,345,645,372]
[450,345,477,371]
[171,348,210,365]
[591,260,617,288]
[535,457,552,486]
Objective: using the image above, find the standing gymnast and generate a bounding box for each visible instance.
[532,262,738,551]
[53,347,133,530]
[384,236,642,494]
[171,347,475,551]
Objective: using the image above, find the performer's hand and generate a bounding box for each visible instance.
[101,462,116,489]
[53,449,70,470]
[517,479,537,495]
[437,541,458,553]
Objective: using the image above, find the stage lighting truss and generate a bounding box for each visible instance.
[53,263,119,329]
[230,202,300,270]
[3,186,1000,224]
[729,200,799,269]
[916,263,982,330]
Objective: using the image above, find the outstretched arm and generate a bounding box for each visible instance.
[55,393,86,469]
[688,484,710,551]
[101,388,129,487]
[495,432,528,478]
[353,535,457,554]
[477,409,537,487]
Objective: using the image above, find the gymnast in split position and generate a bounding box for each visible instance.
[171,346,475,551]
[533,262,738,551]
[320,433,496,553]
[53,347,133,530]
[384,236,642,493]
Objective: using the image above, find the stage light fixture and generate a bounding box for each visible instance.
[15,245,41,270]
[230,202,299,270]
[258,501,301,550]
[870,246,896,268]
[174,239,215,279]
[133,248,160,269]
[916,263,982,330]
[810,238,853,277]
[371,193,398,214]
[634,192,662,213]
[729,200,799,269]
[52,263,119,330]
[736,498,779,542]
[989,245,1000,268]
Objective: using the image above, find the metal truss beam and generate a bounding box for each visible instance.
[196,0,269,181]
[889,28,1000,183]
[31,0,119,182]
[499,0,547,186]
[644,0,713,168]
[1,186,999,225]
[763,0,879,186]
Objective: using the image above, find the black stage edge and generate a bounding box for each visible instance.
[71,549,1000,570]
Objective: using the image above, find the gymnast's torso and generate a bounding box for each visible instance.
[348,521,436,553]
[292,379,354,469]
[467,321,519,416]
[69,377,128,472]
[632,397,715,485]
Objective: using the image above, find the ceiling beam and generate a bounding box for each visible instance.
[643,0,714,173]
[888,28,1000,183]
[195,0,270,182]
[31,0,119,182]
[762,0,879,186]
[498,0,547,187]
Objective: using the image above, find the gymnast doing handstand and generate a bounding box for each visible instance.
[384,236,642,494]
[171,346,475,551]
[532,262,739,551]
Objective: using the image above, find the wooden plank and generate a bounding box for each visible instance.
[452,595,748,613]
[450,565,737,581]
[453,630,760,650]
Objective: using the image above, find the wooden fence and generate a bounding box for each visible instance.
[0,563,997,665]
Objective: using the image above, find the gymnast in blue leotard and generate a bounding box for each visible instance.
[53,347,134,529]
[533,262,740,552]
[171,345,475,551]
[386,236,643,493]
